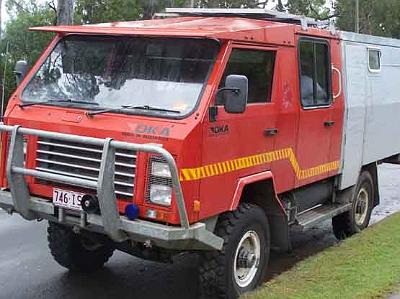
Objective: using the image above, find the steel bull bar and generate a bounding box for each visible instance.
[0,125,223,250]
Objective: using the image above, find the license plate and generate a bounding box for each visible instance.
[52,189,84,211]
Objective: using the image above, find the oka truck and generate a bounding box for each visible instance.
[1,7,400,299]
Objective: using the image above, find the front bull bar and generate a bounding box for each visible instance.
[0,125,223,250]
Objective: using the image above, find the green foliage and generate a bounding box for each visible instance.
[286,0,331,20]
[75,0,142,24]
[1,0,55,102]
[335,0,400,38]
[75,0,187,24]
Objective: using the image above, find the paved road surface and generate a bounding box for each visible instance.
[0,164,400,299]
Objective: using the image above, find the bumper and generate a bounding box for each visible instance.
[0,124,223,251]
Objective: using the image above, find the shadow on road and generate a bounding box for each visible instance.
[34,223,337,299]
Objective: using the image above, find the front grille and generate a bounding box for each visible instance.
[35,138,137,200]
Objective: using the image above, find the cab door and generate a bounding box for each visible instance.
[200,45,278,216]
[295,37,336,187]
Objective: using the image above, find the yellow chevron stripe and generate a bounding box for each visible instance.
[180,148,340,182]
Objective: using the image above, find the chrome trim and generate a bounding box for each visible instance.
[14,167,98,189]
[37,140,137,159]
[37,150,136,168]
[35,158,135,178]
[36,158,99,172]
[35,167,134,187]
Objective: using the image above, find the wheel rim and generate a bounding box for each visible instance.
[355,187,369,226]
[233,230,261,288]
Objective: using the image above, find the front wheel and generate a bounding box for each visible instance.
[332,171,374,240]
[47,222,114,272]
[199,204,270,299]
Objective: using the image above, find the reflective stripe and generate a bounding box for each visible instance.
[180,148,340,182]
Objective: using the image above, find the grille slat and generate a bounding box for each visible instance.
[35,138,137,200]
[36,153,137,169]
[35,167,134,188]
[37,141,137,159]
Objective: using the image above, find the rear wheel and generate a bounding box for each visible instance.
[47,222,114,272]
[199,204,270,299]
[332,171,374,240]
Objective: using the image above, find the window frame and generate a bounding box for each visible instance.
[298,37,333,109]
[216,43,278,107]
[368,47,382,73]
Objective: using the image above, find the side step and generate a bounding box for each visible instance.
[293,203,352,232]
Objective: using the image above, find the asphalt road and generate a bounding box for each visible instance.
[1,164,400,299]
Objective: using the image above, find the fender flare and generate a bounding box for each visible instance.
[229,171,285,213]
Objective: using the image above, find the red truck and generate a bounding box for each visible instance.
[1,8,400,298]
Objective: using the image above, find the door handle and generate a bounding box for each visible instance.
[324,120,335,127]
[332,65,342,99]
[264,128,278,137]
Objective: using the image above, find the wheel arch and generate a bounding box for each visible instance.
[229,171,291,252]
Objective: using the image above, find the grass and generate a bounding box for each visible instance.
[244,213,400,299]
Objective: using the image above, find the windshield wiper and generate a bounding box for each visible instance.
[20,99,99,108]
[87,105,181,116]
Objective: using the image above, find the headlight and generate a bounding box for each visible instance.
[149,184,172,206]
[151,161,171,178]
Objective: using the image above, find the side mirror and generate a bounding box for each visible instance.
[221,75,248,114]
[14,60,28,86]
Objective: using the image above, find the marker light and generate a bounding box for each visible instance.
[125,204,140,221]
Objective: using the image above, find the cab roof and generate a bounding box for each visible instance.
[31,16,335,46]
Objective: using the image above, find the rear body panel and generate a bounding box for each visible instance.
[339,32,400,189]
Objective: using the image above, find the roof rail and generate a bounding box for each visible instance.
[159,8,318,29]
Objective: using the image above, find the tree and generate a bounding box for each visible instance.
[57,0,74,25]
[194,0,260,8]
[1,0,54,101]
[335,0,400,38]
[276,0,285,12]
[0,0,3,38]
[286,0,331,20]
[75,0,188,24]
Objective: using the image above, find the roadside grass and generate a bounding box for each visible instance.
[244,213,400,299]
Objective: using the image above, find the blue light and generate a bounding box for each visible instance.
[125,204,140,220]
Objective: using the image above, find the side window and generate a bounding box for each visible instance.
[368,48,381,72]
[299,39,331,107]
[218,49,276,105]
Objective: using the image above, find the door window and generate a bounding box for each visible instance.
[299,39,331,107]
[217,48,276,105]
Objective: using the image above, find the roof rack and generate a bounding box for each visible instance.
[159,8,318,30]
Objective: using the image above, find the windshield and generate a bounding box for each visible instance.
[22,35,219,116]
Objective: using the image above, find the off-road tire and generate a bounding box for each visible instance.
[199,203,270,299]
[47,222,114,272]
[332,171,374,240]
